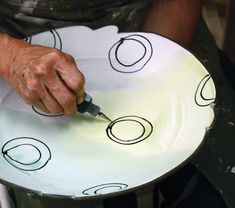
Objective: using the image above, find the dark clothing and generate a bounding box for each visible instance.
[0,0,153,38]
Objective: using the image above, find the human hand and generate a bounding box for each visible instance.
[3,37,85,116]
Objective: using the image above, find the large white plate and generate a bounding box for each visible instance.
[0,26,216,199]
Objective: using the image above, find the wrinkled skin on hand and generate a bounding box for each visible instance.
[4,38,85,116]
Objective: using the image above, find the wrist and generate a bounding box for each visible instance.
[0,34,30,82]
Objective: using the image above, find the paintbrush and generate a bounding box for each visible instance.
[77,93,112,122]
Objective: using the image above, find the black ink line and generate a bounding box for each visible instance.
[115,38,147,67]
[1,137,51,171]
[82,183,128,195]
[107,119,145,142]
[108,34,153,73]
[24,29,62,51]
[32,106,64,117]
[94,186,123,195]
[50,29,63,51]
[53,29,63,51]
[3,143,42,165]
[106,116,153,145]
[194,74,215,107]
[200,76,215,101]
[24,37,32,44]
[50,30,56,48]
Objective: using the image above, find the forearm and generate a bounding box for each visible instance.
[142,0,202,47]
[0,34,27,81]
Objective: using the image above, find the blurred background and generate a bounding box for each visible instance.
[203,0,235,65]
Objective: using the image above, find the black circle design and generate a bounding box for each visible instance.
[194,74,215,107]
[82,183,128,196]
[1,137,51,171]
[108,35,153,73]
[32,106,64,117]
[50,29,62,51]
[24,29,62,51]
[106,116,153,145]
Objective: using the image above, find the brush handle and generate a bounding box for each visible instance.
[77,93,100,116]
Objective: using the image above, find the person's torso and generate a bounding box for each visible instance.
[0,0,153,38]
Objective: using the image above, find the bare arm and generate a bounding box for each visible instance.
[142,0,203,47]
[0,34,85,115]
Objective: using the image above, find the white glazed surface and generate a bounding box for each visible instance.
[0,26,216,198]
